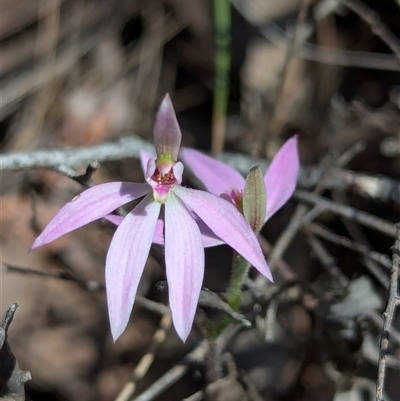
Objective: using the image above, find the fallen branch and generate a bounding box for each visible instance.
[1,135,399,204]
[376,225,400,401]
[0,304,31,401]
[295,190,397,237]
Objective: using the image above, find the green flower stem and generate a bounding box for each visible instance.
[207,251,250,340]
[204,161,266,341]
[211,0,231,154]
[226,252,250,311]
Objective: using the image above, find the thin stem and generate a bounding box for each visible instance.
[376,225,400,401]
[225,253,250,311]
[207,252,250,340]
[342,0,400,65]
[211,0,231,154]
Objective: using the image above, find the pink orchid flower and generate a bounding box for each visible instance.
[32,94,271,342]
[105,151,224,248]
[181,136,299,229]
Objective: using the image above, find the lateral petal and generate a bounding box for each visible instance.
[104,214,164,245]
[195,218,224,248]
[181,148,245,196]
[32,182,150,249]
[174,186,273,281]
[264,136,299,221]
[103,214,124,226]
[165,192,204,341]
[106,195,161,341]
[105,214,221,247]
[140,150,156,176]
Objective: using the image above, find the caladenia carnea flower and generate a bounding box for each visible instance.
[181,141,299,340]
[31,94,271,342]
[180,136,300,231]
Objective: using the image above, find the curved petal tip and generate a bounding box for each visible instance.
[264,136,299,221]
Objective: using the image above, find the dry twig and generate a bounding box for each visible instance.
[376,225,400,401]
[2,136,398,204]
[307,233,349,290]
[307,224,384,262]
[263,22,400,71]
[231,0,400,71]
[0,304,31,401]
[342,0,400,65]
[255,0,311,158]
[133,340,209,401]
[2,263,250,328]
[295,190,396,238]
[305,223,391,287]
[114,314,172,401]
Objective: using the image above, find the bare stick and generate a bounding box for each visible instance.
[133,340,209,401]
[305,223,391,286]
[376,225,400,401]
[0,136,154,171]
[0,304,32,401]
[230,0,400,71]
[199,290,251,328]
[133,325,241,401]
[342,0,400,65]
[114,315,172,401]
[261,22,400,71]
[3,263,249,326]
[2,263,169,315]
[53,161,100,187]
[369,311,400,347]
[295,191,396,237]
[306,234,349,289]
[332,189,391,289]
[1,136,399,204]
[255,0,311,157]
[258,236,297,281]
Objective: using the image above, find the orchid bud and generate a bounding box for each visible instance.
[243,166,266,233]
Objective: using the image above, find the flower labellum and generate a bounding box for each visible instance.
[32,94,271,342]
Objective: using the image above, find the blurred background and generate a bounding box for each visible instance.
[1,0,399,400]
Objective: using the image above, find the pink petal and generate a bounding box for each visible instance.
[105,214,221,248]
[140,150,156,176]
[153,94,181,160]
[153,219,164,245]
[144,158,157,183]
[104,214,124,226]
[194,218,224,248]
[172,162,184,185]
[174,187,273,281]
[105,214,164,245]
[106,195,161,341]
[155,213,223,248]
[264,136,299,221]
[165,193,204,341]
[181,148,245,196]
[32,182,150,249]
